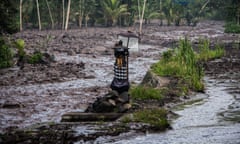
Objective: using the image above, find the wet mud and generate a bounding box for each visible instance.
[0,20,240,143]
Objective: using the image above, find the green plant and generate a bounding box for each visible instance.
[152,38,204,92]
[130,86,163,100]
[197,39,225,61]
[224,22,240,33]
[15,39,26,59]
[0,37,13,68]
[122,108,169,130]
[28,51,43,64]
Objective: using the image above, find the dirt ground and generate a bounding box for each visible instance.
[0,20,239,143]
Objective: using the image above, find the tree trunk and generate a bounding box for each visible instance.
[20,0,23,31]
[45,0,54,29]
[62,0,65,29]
[65,0,71,30]
[36,0,41,30]
[85,14,89,28]
[78,0,84,28]
[139,0,147,35]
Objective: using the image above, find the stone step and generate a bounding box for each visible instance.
[61,112,123,122]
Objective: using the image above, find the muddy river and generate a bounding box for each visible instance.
[0,20,240,143]
[109,77,240,144]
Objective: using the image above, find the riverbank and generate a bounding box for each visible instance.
[0,20,239,143]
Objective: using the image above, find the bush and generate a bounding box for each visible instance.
[0,37,13,68]
[224,22,240,33]
[28,51,43,64]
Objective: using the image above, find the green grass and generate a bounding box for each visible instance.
[152,38,225,93]
[224,22,240,33]
[197,39,225,61]
[121,108,169,130]
[152,38,204,92]
[130,86,164,100]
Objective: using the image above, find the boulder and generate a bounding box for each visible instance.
[141,70,170,88]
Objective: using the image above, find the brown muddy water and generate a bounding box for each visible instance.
[0,20,240,143]
[109,77,240,144]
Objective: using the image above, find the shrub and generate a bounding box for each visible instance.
[0,37,13,68]
[28,51,43,64]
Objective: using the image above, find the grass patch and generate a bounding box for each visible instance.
[197,39,225,61]
[152,38,204,92]
[121,108,169,130]
[152,38,226,93]
[224,22,240,33]
[130,86,164,100]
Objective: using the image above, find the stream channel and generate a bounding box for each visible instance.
[109,76,240,144]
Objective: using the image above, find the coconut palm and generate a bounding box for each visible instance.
[100,0,129,26]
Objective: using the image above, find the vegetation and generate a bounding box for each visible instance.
[152,38,204,91]
[130,85,164,100]
[0,37,13,68]
[0,0,234,32]
[28,51,43,64]
[0,0,18,34]
[224,22,240,33]
[122,108,169,130]
[198,39,225,61]
[152,38,225,93]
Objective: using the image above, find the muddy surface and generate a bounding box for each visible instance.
[112,46,240,144]
[0,20,240,143]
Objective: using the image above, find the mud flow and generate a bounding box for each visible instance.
[0,20,239,143]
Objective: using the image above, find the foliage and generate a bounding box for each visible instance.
[99,0,129,26]
[152,38,226,92]
[15,39,26,59]
[0,37,13,68]
[121,108,169,130]
[130,85,164,100]
[152,38,204,91]
[0,0,18,34]
[197,39,225,61]
[224,22,240,33]
[28,51,43,64]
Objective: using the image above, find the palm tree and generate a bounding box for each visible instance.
[100,0,129,26]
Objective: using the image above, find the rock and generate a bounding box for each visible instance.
[2,102,23,109]
[141,70,170,88]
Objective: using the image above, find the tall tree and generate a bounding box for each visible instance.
[20,0,23,31]
[36,0,41,30]
[139,0,147,35]
[45,0,54,29]
[62,0,65,29]
[65,0,71,30]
